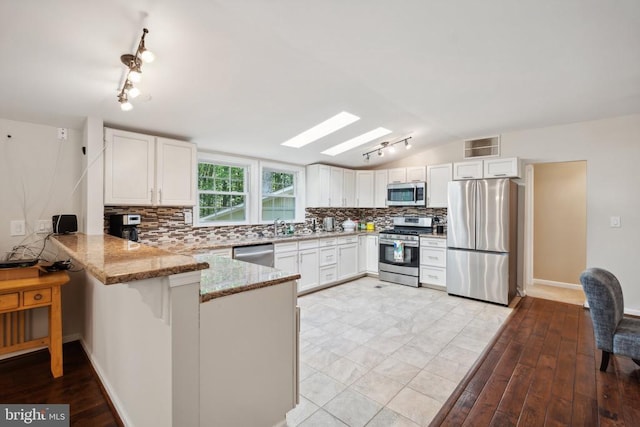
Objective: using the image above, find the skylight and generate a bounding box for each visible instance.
[321,127,392,156]
[281,112,360,148]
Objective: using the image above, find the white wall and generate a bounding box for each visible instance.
[0,118,85,341]
[382,113,640,312]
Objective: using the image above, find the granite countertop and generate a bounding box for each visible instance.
[156,230,380,254]
[195,253,300,303]
[51,233,209,285]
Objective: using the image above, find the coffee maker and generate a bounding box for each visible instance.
[109,214,141,241]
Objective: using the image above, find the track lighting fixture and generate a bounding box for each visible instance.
[362,136,412,161]
[117,28,153,111]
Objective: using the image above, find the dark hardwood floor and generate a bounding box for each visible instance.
[1,298,638,427]
[432,296,640,427]
[0,341,122,427]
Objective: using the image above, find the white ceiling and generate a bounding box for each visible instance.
[1,0,639,168]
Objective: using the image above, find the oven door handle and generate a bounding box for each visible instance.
[379,239,419,247]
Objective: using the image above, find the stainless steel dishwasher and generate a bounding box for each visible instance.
[232,243,274,267]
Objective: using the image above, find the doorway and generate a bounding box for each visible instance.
[524,161,587,305]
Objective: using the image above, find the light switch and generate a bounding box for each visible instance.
[610,216,621,228]
[184,210,193,225]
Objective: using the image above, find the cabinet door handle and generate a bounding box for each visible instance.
[493,173,507,176]
[462,176,473,179]
[34,293,43,301]
[159,188,162,204]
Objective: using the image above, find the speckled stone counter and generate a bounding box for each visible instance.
[195,253,300,302]
[51,233,209,285]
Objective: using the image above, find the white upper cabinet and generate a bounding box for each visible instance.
[483,157,522,179]
[104,128,155,205]
[307,165,356,207]
[453,160,483,180]
[374,170,388,208]
[343,169,356,207]
[104,129,197,206]
[355,170,375,208]
[156,137,197,206]
[387,168,406,184]
[453,157,522,180]
[427,163,452,208]
[329,166,344,207]
[406,166,426,182]
[306,164,332,207]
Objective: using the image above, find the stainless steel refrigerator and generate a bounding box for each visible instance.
[446,179,517,305]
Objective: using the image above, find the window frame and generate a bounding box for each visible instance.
[258,161,305,224]
[195,153,258,227]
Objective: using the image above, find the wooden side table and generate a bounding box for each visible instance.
[0,270,70,378]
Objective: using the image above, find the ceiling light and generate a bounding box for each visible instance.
[117,28,152,111]
[281,111,360,148]
[362,136,412,160]
[321,127,392,156]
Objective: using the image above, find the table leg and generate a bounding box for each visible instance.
[49,285,63,378]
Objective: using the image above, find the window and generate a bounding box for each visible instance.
[195,154,305,226]
[262,168,296,221]
[197,162,248,224]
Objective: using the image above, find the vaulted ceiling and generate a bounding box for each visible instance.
[1,0,639,167]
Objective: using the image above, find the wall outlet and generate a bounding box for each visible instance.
[57,127,68,140]
[36,219,52,234]
[610,216,621,228]
[10,220,26,236]
[184,210,193,225]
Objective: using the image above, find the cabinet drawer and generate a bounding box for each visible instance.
[420,247,446,267]
[319,266,337,285]
[337,235,358,245]
[298,239,319,250]
[420,266,446,286]
[274,241,298,253]
[420,237,446,248]
[0,292,20,311]
[23,288,52,307]
[319,238,337,247]
[319,247,337,266]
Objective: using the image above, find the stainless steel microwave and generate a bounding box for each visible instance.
[387,182,427,206]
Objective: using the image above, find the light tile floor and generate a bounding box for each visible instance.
[287,276,513,427]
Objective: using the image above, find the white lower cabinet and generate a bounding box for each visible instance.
[274,242,299,275]
[419,237,447,289]
[298,242,319,292]
[337,236,358,280]
[365,235,379,274]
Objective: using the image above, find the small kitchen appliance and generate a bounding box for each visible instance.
[378,216,433,287]
[109,214,141,241]
[52,214,78,234]
[323,217,335,232]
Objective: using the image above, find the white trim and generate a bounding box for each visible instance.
[259,160,306,224]
[524,164,534,291]
[79,339,132,427]
[582,300,640,317]
[532,278,582,290]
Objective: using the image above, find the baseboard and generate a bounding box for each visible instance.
[582,300,640,317]
[79,339,132,427]
[532,278,582,290]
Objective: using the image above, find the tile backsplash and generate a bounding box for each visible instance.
[104,206,447,246]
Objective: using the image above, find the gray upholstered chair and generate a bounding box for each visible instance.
[580,268,640,371]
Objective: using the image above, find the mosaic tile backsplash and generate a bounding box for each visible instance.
[104,206,447,246]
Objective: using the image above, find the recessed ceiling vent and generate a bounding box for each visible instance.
[463,135,500,159]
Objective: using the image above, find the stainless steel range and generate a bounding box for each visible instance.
[378,216,433,287]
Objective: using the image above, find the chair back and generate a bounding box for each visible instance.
[580,268,624,352]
